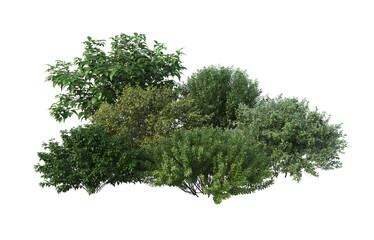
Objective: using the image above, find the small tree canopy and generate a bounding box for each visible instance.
[46,33,185,122]
[186,66,261,128]
[235,96,348,182]
[148,127,274,204]
[34,125,149,194]
[91,85,209,148]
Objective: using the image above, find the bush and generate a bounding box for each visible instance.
[34,125,149,194]
[148,127,273,204]
[235,96,348,181]
[186,66,261,128]
[91,85,209,148]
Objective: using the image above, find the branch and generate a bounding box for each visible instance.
[180,187,193,195]
[81,185,88,193]
[182,180,199,197]
[96,181,108,193]
[195,177,204,194]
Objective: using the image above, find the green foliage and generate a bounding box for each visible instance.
[46,33,185,122]
[91,85,209,148]
[235,96,348,182]
[34,125,149,194]
[148,127,274,204]
[186,66,261,128]
[37,32,348,202]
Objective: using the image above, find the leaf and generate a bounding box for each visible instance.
[109,70,117,80]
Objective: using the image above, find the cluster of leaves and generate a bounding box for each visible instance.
[35,33,347,203]
[235,96,347,181]
[34,125,148,195]
[186,66,261,128]
[46,33,185,121]
[91,85,209,148]
[148,127,273,204]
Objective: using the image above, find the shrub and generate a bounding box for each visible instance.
[148,127,273,204]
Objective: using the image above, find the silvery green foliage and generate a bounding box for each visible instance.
[149,127,274,204]
[186,66,261,128]
[235,96,348,182]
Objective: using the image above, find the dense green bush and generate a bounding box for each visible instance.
[186,66,261,128]
[91,85,209,148]
[35,125,150,194]
[148,127,274,204]
[235,96,348,181]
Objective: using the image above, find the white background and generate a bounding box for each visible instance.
[1,0,373,239]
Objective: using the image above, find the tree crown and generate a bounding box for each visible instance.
[46,33,185,121]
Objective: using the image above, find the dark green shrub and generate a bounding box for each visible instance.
[186,66,261,128]
[35,125,150,194]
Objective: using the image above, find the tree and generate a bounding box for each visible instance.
[235,96,348,182]
[91,85,209,148]
[34,125,150,194]
[185,66,261,128]
[46,33,185,122]
[148,127,274,204]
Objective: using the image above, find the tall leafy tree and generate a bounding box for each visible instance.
[46,33,185,122]
[235,96,348,182]
[186,66,261,128]
[34,125,150,194]
[148,127,274,204]
[91,85,209,148]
